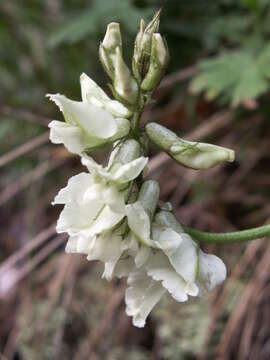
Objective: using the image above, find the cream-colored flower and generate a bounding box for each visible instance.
[54,172,126,238]
[81,153,148,186]
[123,208,226,327]
[47,73,130,154]
[54,139,148,280]
[65,231,126,281]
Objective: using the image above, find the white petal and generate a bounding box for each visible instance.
[110,157,148,183]
[121,232,139,256]
[198,250,226,294]
[53,173,93,205]
[135,245,151,268]
[87,233,122,262]
[56,199,104,235]
[113,258,135,278]
[111,118,130,140]
[103,262,117,281]
[81,155,109,177]
[153,227,198,284]
[83,178,126,213]
[86,233,123,280]
[126,202,152,246]
[82,154,145,185]
[83,183,105,203]
[125,269,165,328]
[105,100,130,118]
[48,120,91,154]
[82,205,124,237]
[80,73,109,103]
[80,73,130,117]
[107,141,121,168]
[146,252,199,301]
[101,186,126,213]
[47,94,117,139]
[65,235,93,254]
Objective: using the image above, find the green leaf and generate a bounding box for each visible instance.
[190,49,270,107]
[257,44,270,78]
[232,59,268,106]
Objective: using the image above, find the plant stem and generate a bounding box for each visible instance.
[183,224,270,244]
[131,111,141,134]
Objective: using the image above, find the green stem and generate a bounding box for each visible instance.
[183,224,270,244]
[131,110,140,134]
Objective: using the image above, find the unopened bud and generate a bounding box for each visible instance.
[146,122,235,170]
[99,22,122,79]
[99,23,139,105]
[141,33,169,92]
[113,139,142,165]
[132,10,161,81]
[113,47,139,105]
[103,22,122,49]
[138,180,160,220]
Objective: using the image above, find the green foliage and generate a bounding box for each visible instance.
[190,47,270,106]
[48,0,154,47]
[190,1,270,107]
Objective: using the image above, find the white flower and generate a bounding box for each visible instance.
[122,245,226,327]
[65,231,126,281]
[126,201,154,246]
[125,268,166,328]
[54,172,126,238]
[53,141,148,279]
[197,250,227,294]
[47,73,131,154]
[81,153,148,186]
[80,73,130,117]
[124,207,227,327]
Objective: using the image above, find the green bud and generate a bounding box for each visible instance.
[113,47,139,105]
[132,10,161,81]
[146,122,177,152]
[141,33,169,92]
[113,139,142,165]
[132,20,145,81]
[99,22,139,105]
[99,22,122,78]
[138,180,160,220]
[146,122,235,170]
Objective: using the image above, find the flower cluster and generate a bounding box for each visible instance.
[48,12,234,327]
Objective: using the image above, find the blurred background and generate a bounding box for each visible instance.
[1,0,270,359]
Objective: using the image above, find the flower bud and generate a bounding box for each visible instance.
[141,34,169,92]
[132,10,161,81]
[146,122,235,170]
[113,47,139,105]
[103,22,122,49]
[113,139,142,165]
[138,180,160,220]
[99,23,139,105]
[99,22,122,79]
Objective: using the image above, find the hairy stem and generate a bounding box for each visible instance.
[183,224,270,244]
